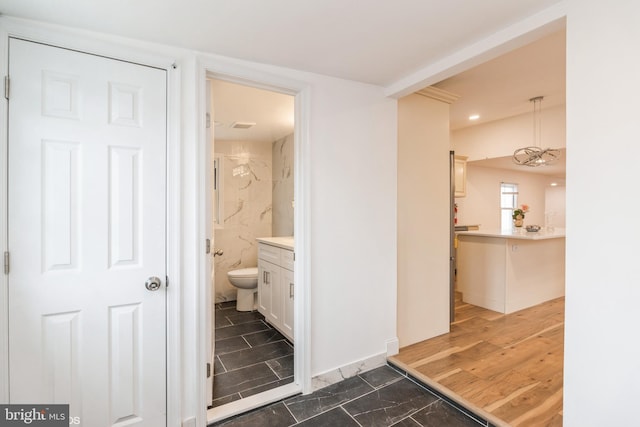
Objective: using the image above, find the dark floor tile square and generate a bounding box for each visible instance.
[266,354,294,379]
[215,320,270,341]
[285,376,374,422]
[215,336,250,356]
[360,365,404,389]
[243,328,287,347]
[210,402,296,427]
[225,310,264,325]
[240,377,296,399]
[219,340,293,371]
[213,362,279,398]
[296,407,360,427]
[342,378,439,427]
[410,400,484,427]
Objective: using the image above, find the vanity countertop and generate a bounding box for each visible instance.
[456,228,565,241]
[256,236,294,250]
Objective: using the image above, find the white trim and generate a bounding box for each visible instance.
[198,55,313,424]
[0,17,183,425]
[0,21,10,405]
[384,1,567,98]
[195,58,209,427]
[165,59,183,427]
[311,352,387,391]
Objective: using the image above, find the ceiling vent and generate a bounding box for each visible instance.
[230,121,256,129]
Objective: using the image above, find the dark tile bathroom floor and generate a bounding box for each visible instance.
[212,301,295,408]
[210,364,494,427]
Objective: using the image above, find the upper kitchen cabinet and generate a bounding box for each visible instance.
[454,155,467,197]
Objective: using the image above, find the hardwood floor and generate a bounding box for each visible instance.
[389,295,564,427]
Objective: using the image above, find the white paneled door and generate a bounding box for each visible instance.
[7,39,167,426]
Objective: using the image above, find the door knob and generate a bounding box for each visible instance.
[213,249,224,257]
[145,276,162,291]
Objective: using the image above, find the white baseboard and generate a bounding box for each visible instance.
[311,352,387,391]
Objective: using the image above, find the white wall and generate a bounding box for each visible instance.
[304,75,398,374]
[455,164,553,229]
[564,1,640,425]
[397,94,450,347]
[453,104,565,161]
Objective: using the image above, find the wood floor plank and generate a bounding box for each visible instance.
[390,297,564,426]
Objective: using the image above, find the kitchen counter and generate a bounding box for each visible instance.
[456,227,565,240]
[256,236,294,250]
[456,229,565,314]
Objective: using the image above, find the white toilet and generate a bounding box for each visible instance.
[227,267,258,311]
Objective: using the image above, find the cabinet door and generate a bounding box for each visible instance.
[258,262,273,317]
[454,156,467,197]
[259,261,281,325]
[282,268,294,341]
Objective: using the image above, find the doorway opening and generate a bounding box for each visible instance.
[394,27,567,426]
[205,75,302,421]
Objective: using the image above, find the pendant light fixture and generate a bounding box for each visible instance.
[512,96,561,167]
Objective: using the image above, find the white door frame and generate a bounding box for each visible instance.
[0,18,183,427]
[198,56,312,423]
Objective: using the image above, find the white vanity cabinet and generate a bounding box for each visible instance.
[257,240,294,342]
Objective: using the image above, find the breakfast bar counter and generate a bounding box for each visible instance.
[456,228,565,314]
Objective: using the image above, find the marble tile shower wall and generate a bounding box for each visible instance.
[272,133,294,237]
[214,140,272,302]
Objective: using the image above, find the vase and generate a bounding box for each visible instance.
[514,215,524,228]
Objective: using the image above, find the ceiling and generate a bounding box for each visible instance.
[0,0,563,87]
[211,79,294,143]
[0,0,566,174]
[436,29,566,178]
[435,29,566,131]
[209,28,566,178]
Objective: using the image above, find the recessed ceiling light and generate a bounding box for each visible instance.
[469,114,480,121]
[550,182,558,187]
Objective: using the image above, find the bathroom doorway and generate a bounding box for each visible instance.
[207,78,296,409]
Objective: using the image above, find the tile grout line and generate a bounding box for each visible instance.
[338,405,364,427]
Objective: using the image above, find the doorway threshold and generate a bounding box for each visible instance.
[387,358,508,427]
[207,382,302,425]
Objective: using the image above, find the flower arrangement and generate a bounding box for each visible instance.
[512,204,529,220]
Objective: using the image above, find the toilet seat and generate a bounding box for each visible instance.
[228,267,258,278]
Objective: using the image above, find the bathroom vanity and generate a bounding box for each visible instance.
[456,228,565,314]
[256,237,294,342]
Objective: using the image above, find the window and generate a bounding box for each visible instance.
[500,182,518,230]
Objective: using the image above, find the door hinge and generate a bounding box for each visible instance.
[3,251,9,274]
[4,76,9,100]
[206,362,211,378]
